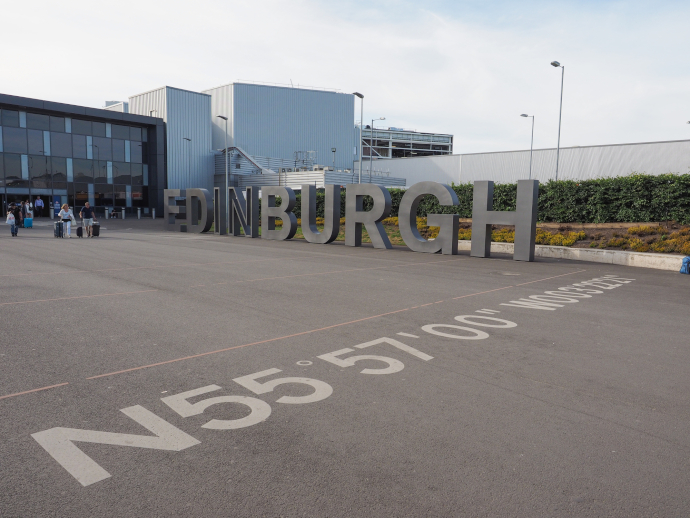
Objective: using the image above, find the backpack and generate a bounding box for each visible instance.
[681,257,690,275]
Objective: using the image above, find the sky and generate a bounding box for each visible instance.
[1,0,689,154]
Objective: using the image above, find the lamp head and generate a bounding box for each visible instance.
[217,115,228,121]
[551,61,561,67]
[521,114,529,117]
[353,92,364,99]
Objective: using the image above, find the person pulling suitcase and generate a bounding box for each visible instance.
[79,202,97,238]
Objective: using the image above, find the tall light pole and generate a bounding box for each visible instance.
[521,114,535,180]
[217,115,229,233]
[369,117,385,183]
[551,61,565,181]
[353,92,364,183]
[331,147,336,171]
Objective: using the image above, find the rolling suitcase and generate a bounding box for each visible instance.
[91,222,100,237]
[77,226,83,238]
[24,217,33,228]
[54,221,63,238]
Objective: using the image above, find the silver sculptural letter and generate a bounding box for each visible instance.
[345,184,392,249]
[470,180,539,261]
[185,189,214,233]
[261,186,298,240]
[164,189,185,232]
[301,184,342,244]
[398,181,459,255]
[213,187,227,235]
[163,188,213,233]
[230,186,259,238]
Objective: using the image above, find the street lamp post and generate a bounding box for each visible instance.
[369,117,385,183]
[217,115,229,234]
[551,60,565,181]
[353,92,364,183]
[521,114,535,179]
[331,148,336,171]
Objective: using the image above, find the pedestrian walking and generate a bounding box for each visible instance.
[34,196,44,218]
[57,204,75,238]
[7,203,21,237]
[20,201,27,228]
[79,202,97,237]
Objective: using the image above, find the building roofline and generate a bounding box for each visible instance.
[202,81,348,96]
[0,92,161,124]
[128,85,211,99]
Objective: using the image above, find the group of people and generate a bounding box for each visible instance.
[5,199,34,237]
[6,198,97,238]
[56,202,98,238]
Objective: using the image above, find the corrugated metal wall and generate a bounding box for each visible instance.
[130,87,213,191]
[202,83,234,151]
[225,83,355,171]
[366,140,690,185]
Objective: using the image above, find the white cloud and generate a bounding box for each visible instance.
[1,0,688,153]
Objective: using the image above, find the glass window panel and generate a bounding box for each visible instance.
[51,157,67,189]
[92,136,112,161]
[73,183,90,208]
[2,110,20,127]
[92,122,106,137]
[129,127,142,141]
[3,127,28,154]
[71,119,92,136]
[26,113,50,131]
[49,116,65,133]
[94,160,108,184]
[5,153,27,187]
[50,132,72,157]
[94,184,113,206]
[114,184,127,207]
[29,155,51,188]
[111,124,129,140]
[142,128,148,143]
[113,162,130,184]
[112,139,125,162]
[130,141,143,163]
[72,134,87,159]
[131,163,143,185]
[27,129,44,155]
[0,152,4,187]
[73,159,94,183]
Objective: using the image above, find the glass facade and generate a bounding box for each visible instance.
[0,108,150,214]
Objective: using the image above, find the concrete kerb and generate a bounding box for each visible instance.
[457,240,684,271]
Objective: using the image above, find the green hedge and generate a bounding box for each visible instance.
[290,174,690,224]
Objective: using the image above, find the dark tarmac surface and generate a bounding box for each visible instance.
[1,219,688,517]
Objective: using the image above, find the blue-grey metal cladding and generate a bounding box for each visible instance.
[225,83,355,171]
[202,83,234,150]
[130,86,213,192]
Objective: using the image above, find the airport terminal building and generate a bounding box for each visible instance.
[0,93,165,215]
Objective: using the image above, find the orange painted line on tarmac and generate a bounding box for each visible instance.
[0,289,159,306]
[85,269,585,381]
[0,383,69,401]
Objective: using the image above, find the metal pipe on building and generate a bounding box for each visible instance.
[353,93,364,183]
[551,61,565,181]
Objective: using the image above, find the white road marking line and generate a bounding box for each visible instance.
[396,332,419,338]
[475,309,500,314]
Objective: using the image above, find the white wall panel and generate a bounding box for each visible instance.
[371,140,690,186]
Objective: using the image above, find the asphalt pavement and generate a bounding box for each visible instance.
[1,219,688,517]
